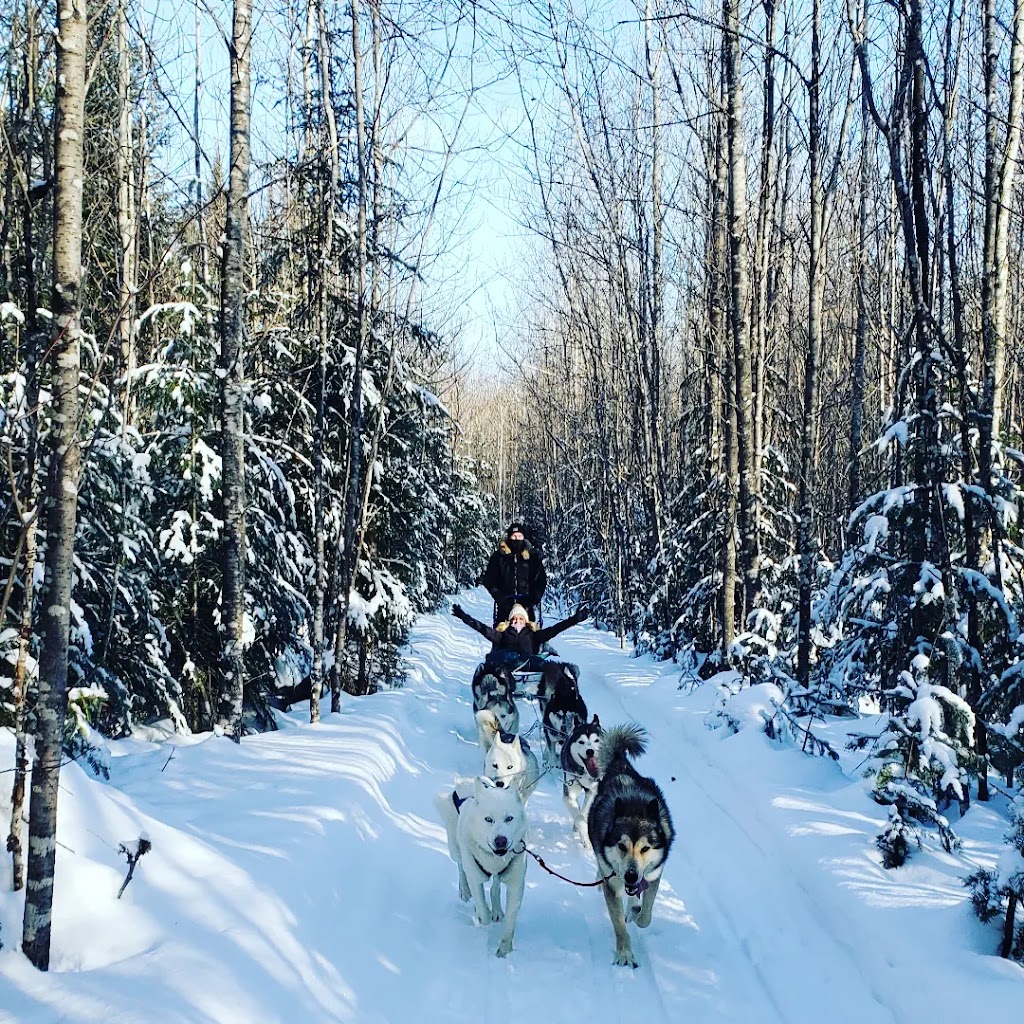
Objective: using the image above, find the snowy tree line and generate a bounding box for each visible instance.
[0,0,494,966]
[455,0,1024,955]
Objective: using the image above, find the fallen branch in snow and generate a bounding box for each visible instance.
[766,700,841,761]
[117,837,152,898]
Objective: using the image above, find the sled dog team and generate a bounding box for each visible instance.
[436,599,675,968]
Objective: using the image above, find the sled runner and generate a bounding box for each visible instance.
[508,648,560,700]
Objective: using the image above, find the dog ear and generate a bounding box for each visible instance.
[646,799,661,823]
[475,776,497,797]
[592,714,601,727]
[613,798,625,820]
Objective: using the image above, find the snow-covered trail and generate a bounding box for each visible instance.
[2,588,1022,1022]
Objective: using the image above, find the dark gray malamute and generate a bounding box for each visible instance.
[587,723,674,968]
[471,664,519,747]
[542,666,587,762]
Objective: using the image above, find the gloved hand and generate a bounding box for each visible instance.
[452,603,468,620]
[573,605,590,622]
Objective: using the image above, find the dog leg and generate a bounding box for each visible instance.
[563,781,589,844]
[601,879,637,968]
[464,861,497,925]
[490,876,504,921]
[562,780,581,823]
[458,864,471,902]
[470,879,496,925]
[496,854,526,958]
[631,876,661,928]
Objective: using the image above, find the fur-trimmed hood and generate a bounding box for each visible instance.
[497,539,532,559]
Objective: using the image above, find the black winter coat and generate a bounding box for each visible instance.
[479,540,547,613]
[452,605,583,658]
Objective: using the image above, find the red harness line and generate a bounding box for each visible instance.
[514,841,613,887]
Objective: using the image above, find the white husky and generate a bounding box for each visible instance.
[436,776,528,958]
[476,709,542,801]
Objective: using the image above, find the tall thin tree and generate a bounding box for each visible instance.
[21,0,87,971]
[217,0,253,739]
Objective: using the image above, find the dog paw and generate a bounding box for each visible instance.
[613,948,639,969]
[495,938,513,957]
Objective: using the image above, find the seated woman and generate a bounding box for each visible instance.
[451,602,588,674]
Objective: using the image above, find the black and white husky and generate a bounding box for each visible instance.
[560,714,602,843]
[471,664,519,748]
[541,665,587,762]
[587,724,674,968]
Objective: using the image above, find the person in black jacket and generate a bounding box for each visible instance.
[451,602,587,674]
[479,523,547,626]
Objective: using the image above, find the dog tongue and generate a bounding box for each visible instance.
[585,755,599,778]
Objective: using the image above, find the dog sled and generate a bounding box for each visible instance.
[509,662,547,701]
[508,648,582,703]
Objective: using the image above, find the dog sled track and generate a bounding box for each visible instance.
[559,665,899,1024]
[576,880,675,1024]
[668,742,903,1024]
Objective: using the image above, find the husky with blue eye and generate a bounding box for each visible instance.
[476,708,541,802]
[435,776,528,958]
[587,724,674,968]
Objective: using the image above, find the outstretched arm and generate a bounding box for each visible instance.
[535,606,588,644]
[452,603,500,643]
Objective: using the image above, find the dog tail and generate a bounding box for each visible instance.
[597,723,647,775]
[475,708,501,743]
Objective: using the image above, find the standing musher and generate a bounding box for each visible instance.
[480,522,547,626]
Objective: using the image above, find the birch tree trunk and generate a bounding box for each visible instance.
[116,0,136,417]
[8,0,41,893]
[847,62,869,527]
[330,0,368,710]
[7,505,36,892]
[217,0,253,740]
[975,0,1024,799]
[21,0,86,970]
[796,0,824,687]
[723,0,759,622]
[311,0,341,722]
[752,0,777,508]
[980,0,1024,502]
[712,99,737,653]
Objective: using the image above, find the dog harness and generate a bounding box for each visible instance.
[473,850,516,879]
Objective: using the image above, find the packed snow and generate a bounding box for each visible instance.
[1,588,1023,1022]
